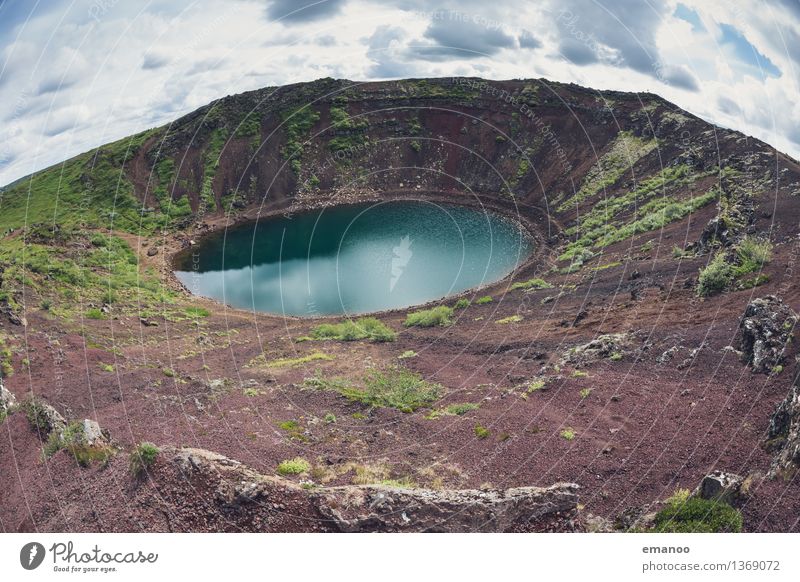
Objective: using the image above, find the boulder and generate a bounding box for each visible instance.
[22,397,66,435]
[738,296,797,374]
[693,470,743,504]
[81,419,110,447]
[562,333,628,365]
[311,482,580,533]
[767,362,800,476]
[0,379,16,415]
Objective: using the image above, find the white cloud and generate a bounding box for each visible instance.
[0,0,798,186]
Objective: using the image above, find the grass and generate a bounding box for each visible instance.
[267,352,334,368]
[652,490,743,533]
[475,296,493,305]
[474,424,490,439]
[527,379,546,392]
[129,442,159,477]
[99,363,115,373]
[496,315,523,324]
[277,457,311,476]
[560,428,576,441]
[427,402,480,419]
[404,306,454,328]
[397,350,417,359]
[453,298,470,309]
[310,317,396,342]
[304,366,441,412]
[579,388,592,399]
[510,278,552,291]
[185,306,211,318]
[571,370,588,378]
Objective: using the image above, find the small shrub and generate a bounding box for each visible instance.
[99,363,114,373]
[130,442,159,476]
[734,237,772,276]
[277,457,311,476]
[40,299,52,311]
[453,298,470,309]
[397,350,417,359]
[652,492,743,533]
[162,368,176,377]
[496,315,523,324]
[474,424,490,439]
[571,370,588,378]
[323,413,337,424]
[580,388,592,399]
[697,253,733,297]
[410,140,421,152]
[560,427,576,440]
[475,296,493,305]
[404,306,454,328]
[85,308,105,320]
[609,352,623,361]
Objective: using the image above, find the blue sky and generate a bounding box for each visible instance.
[0,0,798,186]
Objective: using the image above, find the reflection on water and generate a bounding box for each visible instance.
[175,201,533,316]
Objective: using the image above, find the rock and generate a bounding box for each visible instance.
[767,360,800,476]
[693,470,743,504]
[166,447,580,532]
[81,419,110,447]
[562,333,628,365]
[738,296,797,374]
[312,482,580,533]
[657,346,679,364]
[147,247,159,257]
[0,379,16,415]
[22,397,66,435]
[140,317,159,327]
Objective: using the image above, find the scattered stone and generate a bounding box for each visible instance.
[692,470,743,504]
[147,247,159,257]
[738,296,797,374]
[657,346,680,364]
[140,317,159,327]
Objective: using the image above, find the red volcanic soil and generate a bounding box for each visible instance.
[2,77,800,532]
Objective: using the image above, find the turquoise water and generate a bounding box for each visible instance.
[174,201,532,316]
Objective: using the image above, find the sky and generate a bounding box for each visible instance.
[0,0,798,187]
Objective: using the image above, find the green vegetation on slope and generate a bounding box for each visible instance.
[311,317,396,342]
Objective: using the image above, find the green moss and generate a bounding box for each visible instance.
[453,298,471,309]
[474,424,490,439]
[281,106,321,174]
[652,492,743,533]
[560,427,576,440]
[475,296,493,305]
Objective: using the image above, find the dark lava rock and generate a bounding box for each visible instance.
[738,296,798,374]
[767,361,800,476]
[693,470,743,504]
